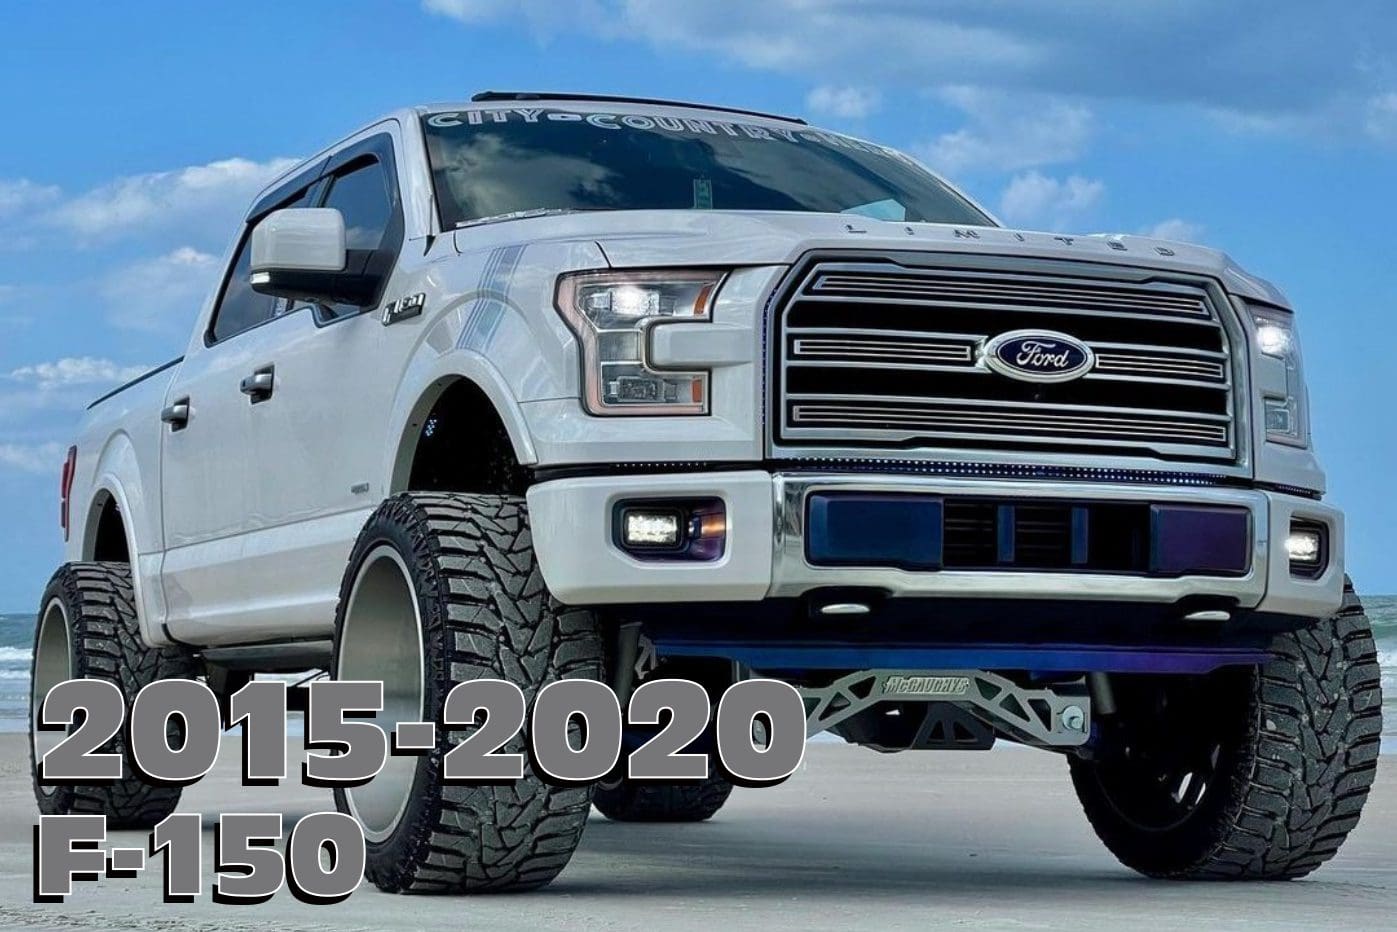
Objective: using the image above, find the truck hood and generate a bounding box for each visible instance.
[472,209,1288,308]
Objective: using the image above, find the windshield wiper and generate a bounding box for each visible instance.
[455,207,614,229]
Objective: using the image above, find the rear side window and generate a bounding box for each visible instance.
[208,188,312,344]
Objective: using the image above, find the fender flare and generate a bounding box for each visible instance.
[83,431,169,648]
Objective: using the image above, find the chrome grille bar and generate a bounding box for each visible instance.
[1092,352,1227,383]
[810,271,1211,317]
[789,397,1229,446]
[791,335,975,366]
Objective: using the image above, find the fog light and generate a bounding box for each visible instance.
[615,498,726,561]
[622,510,682,548]
[1286,522,1326,578]
[1285,530,1318,561]
[1285,530,1321,564]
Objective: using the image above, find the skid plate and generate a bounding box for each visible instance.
[797,669,1091,748]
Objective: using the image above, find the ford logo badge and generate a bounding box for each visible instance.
[983,330,1095,383]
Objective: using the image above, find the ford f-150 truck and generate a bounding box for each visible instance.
[31,92,1381,893]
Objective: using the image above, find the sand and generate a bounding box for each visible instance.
[0,734,1391,930]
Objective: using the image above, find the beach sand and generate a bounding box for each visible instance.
[0,734,1391,930]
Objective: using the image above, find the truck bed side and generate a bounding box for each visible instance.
[65,358,183,643]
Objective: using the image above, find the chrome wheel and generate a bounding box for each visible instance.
[31,597,72,795]
[336,545,425,843]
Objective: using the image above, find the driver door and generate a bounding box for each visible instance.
[221,132,412,642]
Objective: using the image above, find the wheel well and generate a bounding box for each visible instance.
[404,379,531,495]
[90,493,130,563]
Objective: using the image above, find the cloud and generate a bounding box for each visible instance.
[999,172,1105,230]
[0,155,293,492]
[806,86,880,120]
[1366,92,1397,142]
[423,0,509,20]
[423,1,1397,141]
[0,442,65,475]
[8,357,151,389]
[917,88,1093,175]
[423,0,603,36]
[1141,218,1205,243]
[1,357,153,427]
[101,246,219,334]
[0,179,61,219]
[590,2,1040,75]
[45,156,297,239]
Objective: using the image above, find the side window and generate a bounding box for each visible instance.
[317,159,395,321]
[208,188,312,344]
[207,242,275,344]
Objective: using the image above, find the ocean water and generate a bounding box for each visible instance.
[1369,595,1397,737]
[0,614,35,732]
[3,601,1396,736]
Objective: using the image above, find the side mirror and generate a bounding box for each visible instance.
[249,208,381,307]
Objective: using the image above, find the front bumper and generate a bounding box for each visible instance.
[526,470,1344,620]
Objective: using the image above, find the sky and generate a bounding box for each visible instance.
[0,1,1394,610]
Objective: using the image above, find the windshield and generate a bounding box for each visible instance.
[421,108,992,229]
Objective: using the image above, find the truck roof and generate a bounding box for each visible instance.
[468,91,807,125]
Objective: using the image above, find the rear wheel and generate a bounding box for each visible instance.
[1070,581,1382,879]
[30,563,197,828]
[331,493,603,893]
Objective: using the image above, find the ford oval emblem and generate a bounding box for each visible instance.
[983,330,1095,383]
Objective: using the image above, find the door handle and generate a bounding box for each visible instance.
[240,366,275,403]
[161,398,190,430]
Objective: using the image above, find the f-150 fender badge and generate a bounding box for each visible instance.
[882,675,971,697]
[983,329,1095,384]
[382,293,426,325]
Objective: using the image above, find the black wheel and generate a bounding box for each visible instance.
[331,493,603,894]
[1070,580,1382,879]
[594,774,733,822]
[30,562,198,828]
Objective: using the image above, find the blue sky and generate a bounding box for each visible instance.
[0,1,1394,610]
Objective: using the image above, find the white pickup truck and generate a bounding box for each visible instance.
[32,92,1380,893]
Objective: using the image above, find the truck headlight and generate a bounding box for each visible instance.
[1251,303,1308,446]
[556,270,724,416]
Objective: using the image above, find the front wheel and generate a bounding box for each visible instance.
[1070,581,1382,879]
[331,493,603,894]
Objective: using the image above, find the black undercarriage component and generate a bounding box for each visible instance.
[831,702,996,752]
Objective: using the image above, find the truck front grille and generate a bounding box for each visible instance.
[773,258,1238,462]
